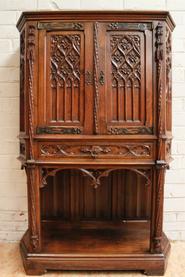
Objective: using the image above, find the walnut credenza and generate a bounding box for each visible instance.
[17,11,175,275]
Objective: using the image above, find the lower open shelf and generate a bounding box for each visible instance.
[41,220,150,254]
[20,219,170,275]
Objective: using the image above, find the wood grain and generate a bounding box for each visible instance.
[17,11,174,276]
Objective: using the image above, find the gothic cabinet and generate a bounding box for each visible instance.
[17,11,175,275]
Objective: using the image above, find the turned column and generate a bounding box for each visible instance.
[151,21,167,254]
[26,165,41,252]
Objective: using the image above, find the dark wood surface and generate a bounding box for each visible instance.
[41,221,150,254]
[41,170,151,220]
[17,10,174,275]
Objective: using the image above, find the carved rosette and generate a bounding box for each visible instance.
[80,146,111,158]
[27,25,36,160]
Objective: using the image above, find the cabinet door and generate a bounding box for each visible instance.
[95,22,154,135]
[37,22,94,135]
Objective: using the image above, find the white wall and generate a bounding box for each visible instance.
[0,0,185,241]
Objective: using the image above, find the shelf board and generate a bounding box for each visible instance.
[41,220,150,255]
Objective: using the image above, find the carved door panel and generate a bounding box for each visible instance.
[37,22,94,135]
[97,23,153,135]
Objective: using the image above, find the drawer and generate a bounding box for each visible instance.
[38,141,155,160]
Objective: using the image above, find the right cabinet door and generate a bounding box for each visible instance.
[100,22,154,135]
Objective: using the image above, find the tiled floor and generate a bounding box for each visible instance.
[0,241,185,277]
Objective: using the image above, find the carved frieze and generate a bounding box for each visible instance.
[40,143,152,159]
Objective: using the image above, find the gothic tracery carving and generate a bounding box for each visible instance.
[111,34,141,84]
[50,34,81,88]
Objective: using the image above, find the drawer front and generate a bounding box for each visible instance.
[38,142,155,160]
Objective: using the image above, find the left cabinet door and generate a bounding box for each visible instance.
[37,22,94,135]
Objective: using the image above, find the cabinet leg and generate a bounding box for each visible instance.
[23,265,46,275]
[144,268,165,276]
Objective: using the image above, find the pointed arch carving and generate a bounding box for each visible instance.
[40,167,151,189]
